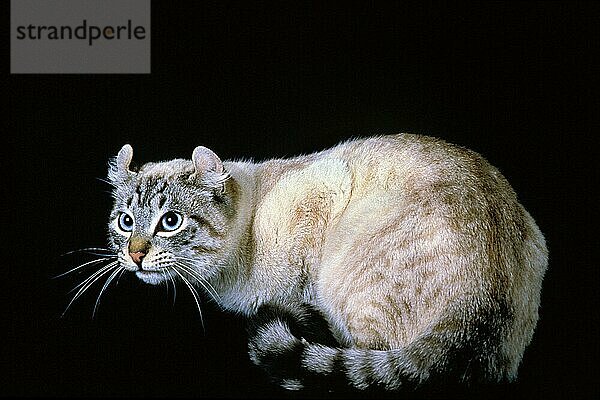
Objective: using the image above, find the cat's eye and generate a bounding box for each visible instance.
[118,212,134,232]
[159,211,183,232]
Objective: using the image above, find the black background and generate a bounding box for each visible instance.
[5,1,598,398]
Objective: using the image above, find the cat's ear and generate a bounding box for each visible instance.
[108,144,136,183]
[190,146,229,190]
[191,146,224,175]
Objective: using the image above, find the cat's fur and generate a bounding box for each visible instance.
[105,133,548,391]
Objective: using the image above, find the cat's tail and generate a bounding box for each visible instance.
[247,303,508,391]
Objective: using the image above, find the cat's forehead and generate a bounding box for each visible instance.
[137,159,194,180]
[112,159,195,208]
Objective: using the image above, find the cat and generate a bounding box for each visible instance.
[83,133,548,391]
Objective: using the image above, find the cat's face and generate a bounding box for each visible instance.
[107,145,236,286]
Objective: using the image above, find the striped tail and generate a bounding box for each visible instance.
[247,303,510,392]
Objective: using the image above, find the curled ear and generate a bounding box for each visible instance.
[191,146,229,190]
[108,144,136,183]
[192,146,224,175]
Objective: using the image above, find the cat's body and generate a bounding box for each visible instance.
[103,134,547,391]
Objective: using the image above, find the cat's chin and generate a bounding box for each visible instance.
[135,270,165,285]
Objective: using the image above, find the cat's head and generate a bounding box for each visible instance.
[107,144,237,286]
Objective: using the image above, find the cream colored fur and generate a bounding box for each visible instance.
[206,133,547,381]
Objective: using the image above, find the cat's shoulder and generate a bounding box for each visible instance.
[256,154,352,221]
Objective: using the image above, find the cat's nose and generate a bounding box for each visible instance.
[129,251,146,266]
[128,236,150,267]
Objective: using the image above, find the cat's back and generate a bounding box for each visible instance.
[328,133,511,200]
[325,133,540,253]
[252,133,527,239]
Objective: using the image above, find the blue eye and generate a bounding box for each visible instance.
[160,211,183,232]
[118,212,134,232]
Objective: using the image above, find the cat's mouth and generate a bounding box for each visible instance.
[135,269,165,285]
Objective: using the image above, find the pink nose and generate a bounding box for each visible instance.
[129,251,146,265]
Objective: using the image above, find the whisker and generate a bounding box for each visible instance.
[68,262,118,293]
[54,257,116,280]
[67,261,119,299]
[174,259,219,293]
[175,262,221,303]
[174,255,214,264]
[165,268,177,306]
[62,261,119,317]
[115,268,127,286]
[172,267,205,330]
[173,259,214,285]
[61,248,115,256]
[161,269,170,297]
[96,176,116,187]
[82,252,116,258]
[173,255,202,263]
[174,256,215,275]
[92,266,123,318]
